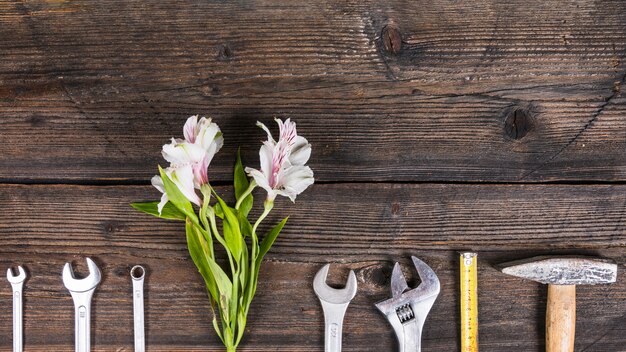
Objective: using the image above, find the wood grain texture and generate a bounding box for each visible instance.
[0,184,624,351]
[0,0,625,182]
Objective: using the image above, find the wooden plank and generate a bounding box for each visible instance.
[0,184,623,350]
[1,0,625,182]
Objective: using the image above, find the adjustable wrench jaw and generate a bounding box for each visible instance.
[375,257,440,352]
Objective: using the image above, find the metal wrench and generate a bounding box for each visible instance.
[62,257,101,352]
[375,256,440,352]
[131,265,146,352]
[313,264,357,352]
[7,266,27,352]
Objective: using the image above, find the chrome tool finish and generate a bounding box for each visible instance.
[131,265,146,352]
[62,257,101,352]
[375,257,440,352]
[313,264,358,352]
[7,266,26,352]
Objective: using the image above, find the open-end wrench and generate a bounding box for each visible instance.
[7,266,27,352]
[131,265,146,352]
[313,264,358,352]
[62,257,101,352]
[375,256,440,352]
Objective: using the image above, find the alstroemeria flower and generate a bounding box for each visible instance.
[245,118,314,202]
[152,116,223,214]
[152,164,202,214]
[161,116,223,188]
[258,118,311,166]
[184,115,224,152]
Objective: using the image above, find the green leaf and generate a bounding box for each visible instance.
[235,308,247,345]
[185,219,218,303]
[158,166,199,225]
[239,238,248,290]
[214,193,243,263]
[205,256,233,323]
[131,201,186,220]
[234,148,249,198]
[247,217,289,307]
[256,217,288,266]
[234,149,254,217]
[214,202,225,219]
[238,212,253,238]
[212,315,224,343]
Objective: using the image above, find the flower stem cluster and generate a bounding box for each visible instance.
[132,116,314,351]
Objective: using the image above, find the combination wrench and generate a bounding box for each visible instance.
[313,264,357,352]
[62,257,101,352]
[7,266,27,352]
[131,265,146,352]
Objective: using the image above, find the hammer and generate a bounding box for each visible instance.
[499,256,617,352]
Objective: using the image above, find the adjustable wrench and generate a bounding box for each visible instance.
[375,256,440,352]
[7,266,27,352]
[62,257,101,352]
[313,264,357,352]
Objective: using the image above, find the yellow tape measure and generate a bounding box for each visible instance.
[460,252,479,352]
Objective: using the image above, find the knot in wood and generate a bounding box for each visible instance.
[382,25,402,55]
[218,44,233,60]
[504,108,534,140]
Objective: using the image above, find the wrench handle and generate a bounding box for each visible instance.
[70,290,94,352]
[132,275,145,352]
[75,303,90,352]
[12,284,23,352]
[320,302,349,352]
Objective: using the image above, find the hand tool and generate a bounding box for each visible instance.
[313,264,357,352]
[62,257,102,352]
[7,266,27,352]
[460,252,479,352]
[131,265,146,352]
[375,256,440,352]
[499,256,617,352]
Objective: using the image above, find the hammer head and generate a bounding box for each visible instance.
[499,256,617,285]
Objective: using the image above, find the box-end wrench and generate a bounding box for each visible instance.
[7,266,27,352]
[62,257,101,352]
[313,264,357,352]
[131,265,146,352]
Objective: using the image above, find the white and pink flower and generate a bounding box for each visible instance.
[153,115,223,213]
[246,118,314,202]
[152,164,202,214]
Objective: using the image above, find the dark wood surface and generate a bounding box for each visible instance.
[0,0,625,351]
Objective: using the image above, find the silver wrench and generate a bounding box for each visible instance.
[375,256,440,352]
[313,264,357,352]
[62,257,101,352]
[7,266,26,352]
[131,265,145,352]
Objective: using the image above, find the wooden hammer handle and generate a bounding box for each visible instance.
[546,284,576,352]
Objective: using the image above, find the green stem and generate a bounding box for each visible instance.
[244,199,274,319]
[252,199,274,235]
[199,191,215,259]
[207,207,237,276]
[235,180,257,210]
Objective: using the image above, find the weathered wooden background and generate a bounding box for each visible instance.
[1,0,625,351]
